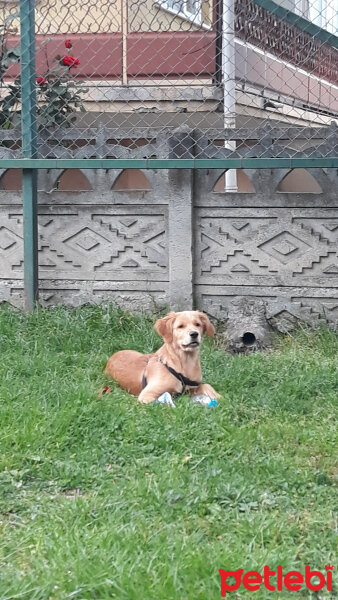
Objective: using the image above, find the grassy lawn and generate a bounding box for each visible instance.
[0,304,337,600]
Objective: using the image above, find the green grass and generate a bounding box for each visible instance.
[0,304,337,600]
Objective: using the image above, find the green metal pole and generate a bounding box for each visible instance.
[20,0,38,311]
[0,157,337,169]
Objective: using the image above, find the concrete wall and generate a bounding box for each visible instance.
[0,127,337,343]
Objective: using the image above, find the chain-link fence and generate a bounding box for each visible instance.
[1,0,337,160]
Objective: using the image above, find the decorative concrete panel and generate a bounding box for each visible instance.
[0,201,169,311]
[192,138,337,340]
[195,208,338,288]
[195,286,338,333]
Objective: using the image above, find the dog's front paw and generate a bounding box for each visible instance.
[191,384,221,400]
[190,394,218,407]
[152,392,176,408]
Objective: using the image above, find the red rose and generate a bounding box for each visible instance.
[65,39,72,49]
[36,76,47,85]
[62,55,80,68]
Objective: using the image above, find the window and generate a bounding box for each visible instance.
[308,0,338,32]
[308,0,323,28]
[323,0,338,33]
[279,0,338,33]
[158,0,203,26]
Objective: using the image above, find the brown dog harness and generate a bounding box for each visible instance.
[142,357,201,396]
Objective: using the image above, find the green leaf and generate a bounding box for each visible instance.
[53,86,68,95]
[3,46,21,67]
[9,46,21,57]
[11,114,21,127]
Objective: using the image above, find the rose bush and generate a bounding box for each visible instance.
[0,31,86,130]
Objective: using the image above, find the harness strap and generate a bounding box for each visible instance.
[141,357,201,395]
[164,364,200,388]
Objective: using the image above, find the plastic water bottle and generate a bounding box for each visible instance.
[190,394,218,407]
[152,392,176,408]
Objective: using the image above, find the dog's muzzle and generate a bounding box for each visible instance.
[183,331,200,348]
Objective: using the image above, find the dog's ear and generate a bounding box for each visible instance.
[198,312,215,337]
[154,312,177,343]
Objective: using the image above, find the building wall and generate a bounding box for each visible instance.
[129,0,212,32]
[0,0,212,33]
[0,0,120,33]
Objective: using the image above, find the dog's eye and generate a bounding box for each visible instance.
[195,322,201,327]
[177,324,184,329]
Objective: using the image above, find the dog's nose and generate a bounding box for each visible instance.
[190,331,199,339]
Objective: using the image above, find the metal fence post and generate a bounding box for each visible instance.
[222,0,237,192]
[20,0,38,311]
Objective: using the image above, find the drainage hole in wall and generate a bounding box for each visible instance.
[242,332,256,346]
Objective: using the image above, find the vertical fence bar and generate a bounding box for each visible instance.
[121,0,128,85]
[20,0,38,311]
[222,0,237,191]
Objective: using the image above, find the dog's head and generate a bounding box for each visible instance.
[155,311,215,352]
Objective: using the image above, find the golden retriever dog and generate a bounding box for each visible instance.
[105,311,220,405]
